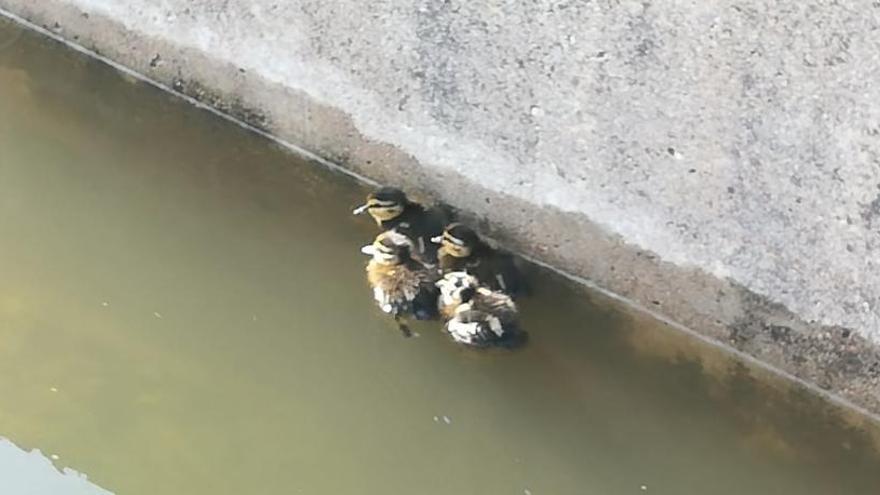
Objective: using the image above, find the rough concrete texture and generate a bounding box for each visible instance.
[2,0,880,413]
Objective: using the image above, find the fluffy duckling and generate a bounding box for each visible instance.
[361,230,439,336]
[435,271,522,347]
[433,223,525,296]
[353,186,452,265]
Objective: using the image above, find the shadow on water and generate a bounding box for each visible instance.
[2,16,880,495]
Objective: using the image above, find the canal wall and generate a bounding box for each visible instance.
[2,1,880,414]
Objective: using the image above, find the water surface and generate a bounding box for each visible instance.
[1,18,880,494]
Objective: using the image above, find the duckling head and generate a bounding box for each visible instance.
[432,223,479,258]
[360,230,414,265]
[352,186,408,225]
[436,271,480,306]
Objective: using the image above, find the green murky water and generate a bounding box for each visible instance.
[1,18,880,495]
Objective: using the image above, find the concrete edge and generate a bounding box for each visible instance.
[2,4,879,421]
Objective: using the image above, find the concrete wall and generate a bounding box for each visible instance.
[2,0,880,413]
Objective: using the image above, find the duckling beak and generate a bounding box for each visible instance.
[430,235,443,244]
[352,204,369,215]
[360,245,377,256]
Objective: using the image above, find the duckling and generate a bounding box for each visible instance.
[361,230,440,336]
[353,186,452,266]
[432,223,525,297]
[435,271,522,347]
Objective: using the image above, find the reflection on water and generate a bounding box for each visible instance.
[1,17,880,495]
[0,438,111,495]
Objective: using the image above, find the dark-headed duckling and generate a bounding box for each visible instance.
[432,223,525,296]
[361,230,439,335]
[353,186,451,266]
[436,271,522,347]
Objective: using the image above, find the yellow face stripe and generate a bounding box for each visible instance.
[441,241,472,258]
[442,233,466,246]
[368,199,400,208]
[369,241,399,264]
[368,204,404,223]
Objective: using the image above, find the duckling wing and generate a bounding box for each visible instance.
[472,289,517,321]
[368,263,438,317]
[411,283,440,320]
[447,307,506,346]
[402,204,452,265]
[446,318,486,345]
[446,292,517,345]
[367,265,419,312]
[476,252,526,297]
